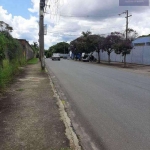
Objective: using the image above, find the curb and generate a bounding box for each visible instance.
[48,72,81,150]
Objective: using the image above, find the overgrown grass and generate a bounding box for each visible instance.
[27,58,39,64]
[0,58,38,91]
[0,58,26,91]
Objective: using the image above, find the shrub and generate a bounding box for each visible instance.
[0,58,26,91]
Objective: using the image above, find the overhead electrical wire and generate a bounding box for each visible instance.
[43,1,127,38]
[44,12,121,18]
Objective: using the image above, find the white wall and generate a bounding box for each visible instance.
[93,46,150,65]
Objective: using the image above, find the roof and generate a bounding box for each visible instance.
[133,36,150,43]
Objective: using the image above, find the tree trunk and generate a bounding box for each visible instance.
[108,53,110,64]
[97,51,100,63]
[124,54,126,67]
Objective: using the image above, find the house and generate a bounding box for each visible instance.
[18,39,34,60]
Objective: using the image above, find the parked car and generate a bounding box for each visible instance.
[82,53,97,62]
[82,53,90,62]
[51,53,60,61]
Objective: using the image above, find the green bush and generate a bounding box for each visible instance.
[0,58,26,91]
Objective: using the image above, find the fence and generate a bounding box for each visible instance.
[93,46,150,65]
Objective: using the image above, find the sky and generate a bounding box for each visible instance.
[0,0,150,49]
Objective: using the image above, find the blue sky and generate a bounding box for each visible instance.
[0,0,35,19]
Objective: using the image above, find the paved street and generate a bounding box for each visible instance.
[46,59,150,150]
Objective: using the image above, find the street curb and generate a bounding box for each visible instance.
[47,70,81,150]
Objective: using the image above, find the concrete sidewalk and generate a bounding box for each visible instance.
[0,62,70,150]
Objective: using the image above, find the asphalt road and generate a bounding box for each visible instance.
[46,59,150,150]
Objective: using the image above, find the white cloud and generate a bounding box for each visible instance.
[0,5,39,46]
[28,0,39,13]
[1,0,150,49]
[0,6,12,24]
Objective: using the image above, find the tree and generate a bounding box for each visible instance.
[31,42,39,57]
[0,29,25,68]
[81,31,93,53]
[103,32,122,64]
[113,29,137,67]
[90,35,105,63]
[70,37,85,56]
[82,31,91,37]
[126,28,138,41]
[48,42,69,56]
[0,32,7,68]
[114,39,133,67]
[0,21,13,32]
[0,21,14,67]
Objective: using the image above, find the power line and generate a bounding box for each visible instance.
[47,30,125,37]
[44,12,121,18]
[47,31,79,36]
[60,14,117,18]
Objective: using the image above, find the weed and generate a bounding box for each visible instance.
[61,100,66,105]
[0,59,26,91]
[16,88,24,91]
[27,58,39,64]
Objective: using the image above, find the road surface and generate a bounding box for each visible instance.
[46,59,150,150]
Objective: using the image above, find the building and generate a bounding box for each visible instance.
[18,39,34,60]
[133,36,150,46]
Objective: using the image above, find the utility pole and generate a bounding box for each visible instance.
[125,10,132,40]
[119,10,132,40]
[119,10,132,67]
[39,0,45,70]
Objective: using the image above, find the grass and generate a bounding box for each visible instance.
[16,88,24,91]
[0,57,38,91]
[50,148,71,150]
[27,58,39,64]
[0,59,26,91]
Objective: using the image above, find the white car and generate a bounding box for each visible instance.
[51,53,60,61]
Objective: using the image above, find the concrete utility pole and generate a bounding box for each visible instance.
[125,10,132,40]
[39,0,45,70]
[119,10,132,40]
[119,10,132,67]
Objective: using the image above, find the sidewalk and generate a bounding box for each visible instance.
[0,62,70,150]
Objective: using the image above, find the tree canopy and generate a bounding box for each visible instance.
[0,21,25,68]
[47,42,69,57]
